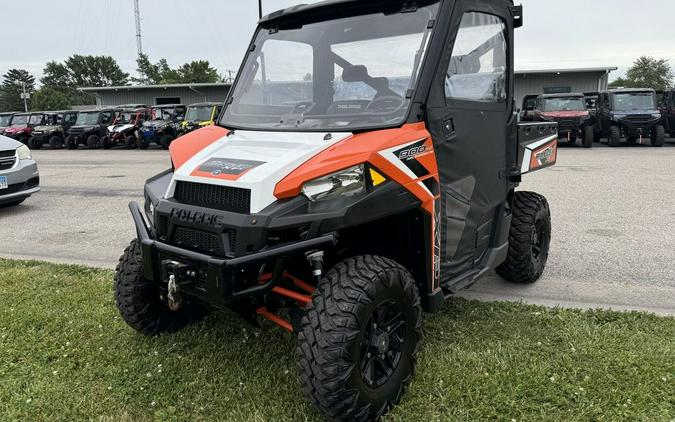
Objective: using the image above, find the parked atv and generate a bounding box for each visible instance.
[3,112,48,145]
[0,112,15,136]
[103,108,151,149]
[27,111,79,149]
[115,2,556,421]
[181,102,223,134]
[595,89,664,147]
[532,93,594,148]
[139,104,186,149]
[66,109,116,150]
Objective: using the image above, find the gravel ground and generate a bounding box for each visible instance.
[1,140,674,314]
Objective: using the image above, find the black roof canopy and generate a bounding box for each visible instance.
[260,0,442,28]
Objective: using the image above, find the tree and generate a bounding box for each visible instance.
[0,69,35,112]
[609,57,674,91]
[30,86,73,111]
[134,55,221,85]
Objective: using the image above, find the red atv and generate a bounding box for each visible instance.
[115,1,556,420]
[532,93,594,148]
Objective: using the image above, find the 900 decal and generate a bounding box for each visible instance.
[398,145,427,160]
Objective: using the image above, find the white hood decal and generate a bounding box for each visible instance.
[168,130,352,213]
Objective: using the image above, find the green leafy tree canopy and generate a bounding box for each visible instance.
[135,55,221,85]
[609,56,674,91]
[30,86,73,111]
[0,69,35,112]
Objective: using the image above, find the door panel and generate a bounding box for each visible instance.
[427,4,512,283]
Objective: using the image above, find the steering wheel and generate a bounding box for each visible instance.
[366,95,406,113]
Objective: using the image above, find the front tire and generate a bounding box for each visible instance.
[87,134,101,149]
[297,255,422,422]
[115,239,206,336]
[159,134,174,149]
[582,126,593,148]
[27,137,42,150]
[124,135,138,149]
[608,125,621,147]
[48,135,63,149]
[496,191,551,284]
[65,135,77,150]
[652,125,665,147]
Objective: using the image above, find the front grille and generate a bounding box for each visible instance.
[0,150,16,158]
[624,115,653,123]
[174,181,251,214]
[173,227,220,254]
[0,153,16,171]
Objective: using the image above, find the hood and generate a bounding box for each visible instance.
[109,123,135,133]
[0,134,22,149]
[613,109,660,116]
[541,111,589,119]
[33,124,60,132]
[144,119,170,129]
[168,130,353,213]
[4,125,29,133]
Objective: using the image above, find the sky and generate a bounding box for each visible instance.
[1,0,674,85]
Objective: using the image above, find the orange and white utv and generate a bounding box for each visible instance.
[115,1,557,420]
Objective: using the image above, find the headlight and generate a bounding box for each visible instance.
[302,165,366,202]
[652,113,661,119]
[16,145,31,160]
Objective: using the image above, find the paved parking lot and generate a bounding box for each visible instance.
[1,141,674,315]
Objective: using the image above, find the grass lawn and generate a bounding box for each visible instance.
[0,259,673,421]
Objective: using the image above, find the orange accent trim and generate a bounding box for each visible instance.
[274,122,433,199]
[169,125,229,170]
[530,140,558,170]
[271,286,312,305]
[289,276,315,294]
[256,307,293,332]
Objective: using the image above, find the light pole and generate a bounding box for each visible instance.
[258,0,263,18]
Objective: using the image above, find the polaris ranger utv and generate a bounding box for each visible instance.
[532,93,594,148]
[103,108,151,149]
[66,108,116,149]
[139,104,187,149]
[27,110,79,149]
[181,102,224,134]
[115,1,556,420]
[595,89,664,147]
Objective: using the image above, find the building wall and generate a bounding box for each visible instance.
[514,71,610,108]
[90,85,231,107]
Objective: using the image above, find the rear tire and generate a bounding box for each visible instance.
[159,134,174,149]
[65,135,77,150]
[496,191,551,284]
[124,135,137,149]
[608,126,621,147]
[582,126,593,148]
[48,135,63,149]
[297,256,422,422]
[115,239,206,336]
[87,134,101,149]
[652,125,665,147]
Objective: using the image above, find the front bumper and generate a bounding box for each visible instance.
[0,159,40,204]
[616,118,661,134]
[130,201,337,308]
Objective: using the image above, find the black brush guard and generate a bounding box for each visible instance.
[129,201,337,307]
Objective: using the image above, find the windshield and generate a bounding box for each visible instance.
[542,97,586,112]
[186,106,214,122]
[612,93,656,111]
[76,112,100,125]
[221,3,440,131]
[11,115,29,126]
[152,107,185,121]
[0,115,12,126]
[115,112,135,124]
[29,114,44,125]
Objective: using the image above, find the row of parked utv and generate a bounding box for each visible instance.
[520,88,675,148]
[0,102,223,150]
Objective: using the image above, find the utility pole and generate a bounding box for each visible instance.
[258,0,263,19]
[133,0,143,61]
[21,82,28,112]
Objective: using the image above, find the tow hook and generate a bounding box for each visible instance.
[167,274,179,309]
[305,250,324,281]
[161,260,192,311]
